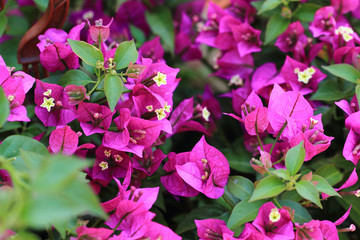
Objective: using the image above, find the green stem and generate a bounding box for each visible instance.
[269,121,288,155]
[272,197,282,209]
[89,74,105,95]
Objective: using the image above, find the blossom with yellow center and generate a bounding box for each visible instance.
[294,67,316,84]
[335,26,354,42]
[114,154,123,162]
[155,108,166,120]
[164,102,171,113]
[7,95,15,102]
[43,89,52,97]
[99,161,108,170]
[146,105,153,112]
[104,149,111,157]
[229,74,243,86]
[269,208,281,222]
[40,97,55,112]
[355,189,360,197]
[153,72,167,87]
[202,107,211,122]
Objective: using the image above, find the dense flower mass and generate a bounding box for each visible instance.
[0,0,359,239]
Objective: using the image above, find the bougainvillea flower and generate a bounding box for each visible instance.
[138,36,164,62]
[319,220,339,240]
[48,125,95,155]
[102,108,163,157]
[175,136,230,198]
[111,0,150,38]
[37,23,85,72]
[268,84,313,141]
[106,199,155,231]
[87,18,113,43]
[290,129,333,161]
[251,62,285,100]
[252,202,295,239]
[345,111,360,132]
[91,145,132,186]
[281,56,326,95]
[334,46,360,69]
[331,0,359,14]
[0,56,36,122]
[343,129,360,165]
[262,142,290,169]
[34,80,77,126]
[161,152,200,197]
[231,22,262,57]
[129,221,182,240]
[133,148,166,176]
[64,85,89,105]
[336,95,359,116]
[77,102,114,136]
[35,86,76,125]
[275,21,307,53]
[244,107,269,136]
[238,223,271,240]
[70,226,113,240]
[309,6,336,38]
[195,219,234,240]
[214,49,254,81]
[295,220,323,240]
[196,2,226,47]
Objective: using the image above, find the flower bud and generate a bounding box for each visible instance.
[64,85,90,105]
[87,18,113,43]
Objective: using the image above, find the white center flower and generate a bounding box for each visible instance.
[155,108,166,120]
[294,67,316,84]
[40,97,55,112]
[99,161,108,171]
[153,72,167,87]
[43,89,52,97]
[335,26,354,42]
[269,208,281,222]
[202,107,211,122]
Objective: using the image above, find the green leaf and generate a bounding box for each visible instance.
[19,152,105,229]
[34,0,48,11]
[0,15,7,37]
[6,16,29,36]
[175,205,225,234]
[356,84,360,108]
[295,180,322,208]
[145,7,174,53]
[113,39,139,70]
[67,39,104,67]
[278,200,312,224]
[129,25,146,47]
[0,87,10,128]
[270,169,291,180]
[310,78,354,101]
[258,0,282,14]
[312,174,341,197]
[104,74,123,111]
[285,141,305,176]
[58,69,94,87]
[322,64,360,84]
[249,175,287,202]
[315,164,344,186]
[0,135,49,158]
[294,3,321,22]
[227,198,267,230]
[227,176,254,200]
[264,13,290,45]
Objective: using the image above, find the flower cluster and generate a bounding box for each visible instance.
[0,0,359,239]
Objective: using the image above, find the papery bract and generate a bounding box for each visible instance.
[195,219,234,240]
[252,202,295,240]
[176,136,230,198]
[161,152,200,197]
